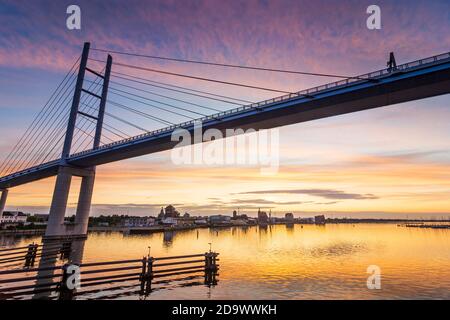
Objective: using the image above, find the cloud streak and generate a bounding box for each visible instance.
[236,189,378,200]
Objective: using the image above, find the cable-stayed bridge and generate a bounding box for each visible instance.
[1,42,450,239]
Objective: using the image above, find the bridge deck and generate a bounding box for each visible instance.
[1,52,450,189]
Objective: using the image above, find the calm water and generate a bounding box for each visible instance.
[2,223,450,299]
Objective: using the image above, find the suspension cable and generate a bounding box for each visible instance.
[79,102,131,139]
[109,88,206,118]
[0,58,80,176]
[91,47,364,80]
[111,71,253,105]
[4,73,78,174]
[89,58,293,94]
[79,103,128,140]
[107,99,174,126]
[87,79,222,113]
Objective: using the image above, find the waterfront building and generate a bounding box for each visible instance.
[161,217,178,226]
[164,205,180,218]
[232,210,248,221]
[178,215,197,226]
[298,217,315,224]
[124,216,156,227]
[314,215,326,225]
[0,211,28,225]
[257,209,269,225]
[157,205,181,222]
[231,219,247,226]
[194,219,208,225]
[285,213,294,222]
[271,217,286,224]
[158,207,165,219]
[209,215,232,226]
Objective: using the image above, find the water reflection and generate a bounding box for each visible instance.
[0,234,37,248]
[2,223,450,299]
[309,242,368,258]
[285,224,294,234]
[163,231,174,247]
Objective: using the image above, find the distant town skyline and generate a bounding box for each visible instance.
[1,0,450,219]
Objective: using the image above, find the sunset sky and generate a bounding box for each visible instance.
[1,0,450,219]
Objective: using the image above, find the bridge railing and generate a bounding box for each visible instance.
[67,51,450,161]
[0,159,60,183]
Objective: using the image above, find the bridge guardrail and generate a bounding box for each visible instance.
[67,51,450,160]
[0,159,60,183]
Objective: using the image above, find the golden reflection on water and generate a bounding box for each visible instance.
[4,223,450,299]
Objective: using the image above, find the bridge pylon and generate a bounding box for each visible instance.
[0,189,8,221]
[44,43,112,240]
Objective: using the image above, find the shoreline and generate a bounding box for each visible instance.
[2,219,449,236]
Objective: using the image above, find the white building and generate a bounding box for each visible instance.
[194,219,208,225]
[161,217,178,226]
[209,215,232,225]
[0,211,28,224]
[124,216,156,227]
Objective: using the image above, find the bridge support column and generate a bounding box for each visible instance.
[44,166,96,240]
[0,189,8,220]
[45,167,73,238]
[73,170,95,236]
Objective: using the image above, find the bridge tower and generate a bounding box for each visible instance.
[45,42,112,240]
[0,189,8,221]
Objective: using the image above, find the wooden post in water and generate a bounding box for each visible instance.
[145,257,154,295]
[212,252,217,270]
[24,243,35,267]
[204,252,218,286]
[204,252,212,285]
[204,252,210,271]
[139,256,147,294]
[30,243,38,266]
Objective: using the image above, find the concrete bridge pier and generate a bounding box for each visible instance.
[73,170,96,236]
[0,188,8,220]
[44,166,95,240]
